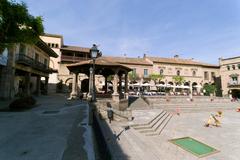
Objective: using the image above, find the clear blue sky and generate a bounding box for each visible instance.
[18,0,240,64]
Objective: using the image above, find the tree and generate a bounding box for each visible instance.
[149,73,164,84]
[128,71,140,82]
[172,75,185,85]
[0,0,44,53]
[203,84,216,96]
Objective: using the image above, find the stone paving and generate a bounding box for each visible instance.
[0,94,94,160]
[98,103,240,160]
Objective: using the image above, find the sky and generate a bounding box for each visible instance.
[17,0,240,64]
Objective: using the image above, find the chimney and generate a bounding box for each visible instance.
[174,54,179,58]
[143,53,147,60]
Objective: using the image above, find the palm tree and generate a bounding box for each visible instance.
[149,73,165,84]
[128,71,140,82]
[172,75,185,85]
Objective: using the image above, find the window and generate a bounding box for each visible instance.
[160,69,164,75]
[19,44,26,54]
[204,71,209,80]
[144,69,148,77]
[227,65,230,70]
[56,44,59,48]
[44,58,47,66]
[211,72,215,80]
[238,64,240,69]
[35,53,39,62]
[48,43,51,47]
[177,70,180,76]
[51,43,54,48]
[232,65,236,70]
[192,71,196,77]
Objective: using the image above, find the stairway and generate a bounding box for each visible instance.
[131,110,173,136]
[129,97,151,110]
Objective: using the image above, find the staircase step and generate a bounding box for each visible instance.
[132,110,165,128]
[145,114,172,136]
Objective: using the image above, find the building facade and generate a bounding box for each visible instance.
[0,39,58,100]
[41,33,222,96]
[219,56,240,98]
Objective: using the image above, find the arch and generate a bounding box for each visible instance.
[192,82,198,86]
[159,81,165,84]
[184,82,190,86]
[81,78,89,92]
[232,89,240,98]
[177,70,180,76]
[160,69,164,75]
[192,70,196,76]
[65,78,73,85]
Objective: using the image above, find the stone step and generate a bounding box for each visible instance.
[138,112,169,133]
[131,110,165,128]
[145,114,173,136]
[133,110,166,130]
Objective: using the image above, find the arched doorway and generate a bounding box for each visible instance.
[81,79,89,93]
[232,89,240,99]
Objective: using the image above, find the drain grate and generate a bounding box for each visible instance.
[42,110,60,114]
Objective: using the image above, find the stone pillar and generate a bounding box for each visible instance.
[70,73,78,99]
[88,68,93,100]
[124,72,129,99]
[104,75,108,94]
[0,47,15,99]
[189,82,193,100]
[24,72,31,96]
[45,77,49,95]
[112,70,119,102]
[119,74,122,94]
[36,76,41,96]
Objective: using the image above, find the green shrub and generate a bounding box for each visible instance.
[9,96,36,110]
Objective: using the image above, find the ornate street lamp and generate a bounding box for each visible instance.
[90,44,99,101]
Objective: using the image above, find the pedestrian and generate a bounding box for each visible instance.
[107,103,113,123]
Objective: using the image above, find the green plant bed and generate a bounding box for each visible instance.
[169,137,219,158]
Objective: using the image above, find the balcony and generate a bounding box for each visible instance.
[228,81,240,88]
[15,54,51,72]
[61,55,90,62]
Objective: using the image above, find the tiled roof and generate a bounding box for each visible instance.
[67,57,132,70]
[102,56,153,66]
[147,57,219,68]
[60,45,90,53]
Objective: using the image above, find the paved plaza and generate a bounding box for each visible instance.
[99,101,240,160]
[0,94,94,160]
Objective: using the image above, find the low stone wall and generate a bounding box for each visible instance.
[95,99,132,121]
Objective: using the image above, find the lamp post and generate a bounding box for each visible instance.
[90,44,99,101]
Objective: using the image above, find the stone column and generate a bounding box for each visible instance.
[25,72,31,96]
[189,82,193,100]
[112,70,119,102]
[45,77,49,95]
[124,72,129,99]
[70,73,78,99]
[119,74,122,94]
[88,68,93,100]
[0,46,15,99]
[36,75,41,96]
[104,75,108,94]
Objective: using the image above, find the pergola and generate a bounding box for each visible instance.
[67,57,132,102]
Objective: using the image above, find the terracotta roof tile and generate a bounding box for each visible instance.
[147,57,219,68]
[66,57,132,70]
[102,56,153,66]
[60,45,90,53]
